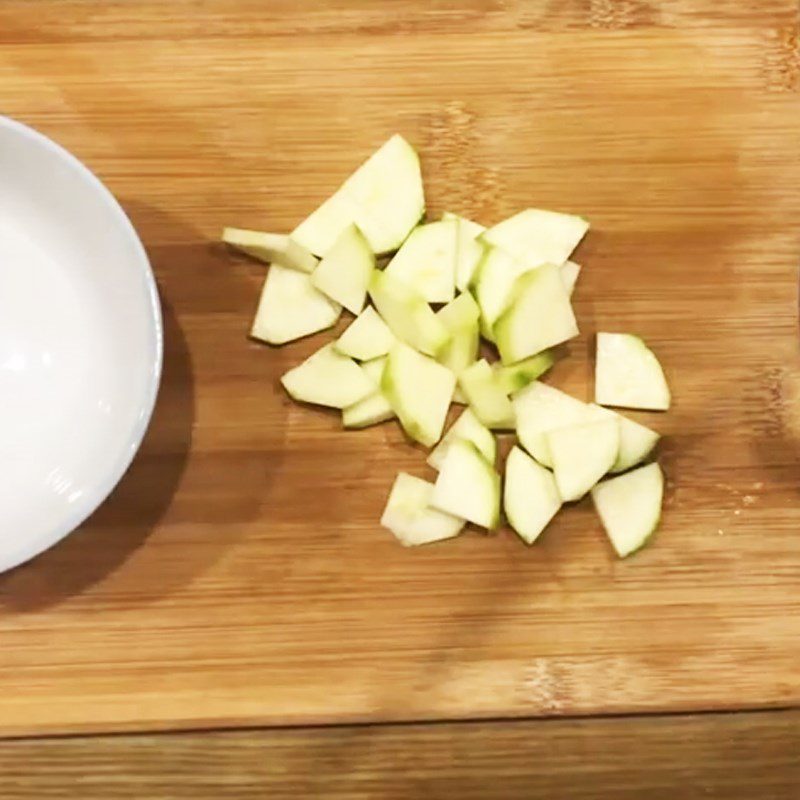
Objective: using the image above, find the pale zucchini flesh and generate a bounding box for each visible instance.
[360,355,388,385]
[427,407,496,471]
[292,134,425,256]
[560,260,581,296]
[588,404,660,473]
[436,292,481,382]
[495,351,555,395]
[443,211,485,240]
[368,270,450,357]
[431,439,501,529]
[343,135,426,255]
[281,343,374,408]
[481,208,589,268]
[514,382,594,468]
[438,325,479,385]
[591,462,664,558]
[291,193,358,259]
[546,418,620,502]
[334,306,396,361]
[452,387,469,405]
[222,227,319,273]
[342,357,395,428]
[233,143,672,555]
[443,212,487,291]
[436,290,481,329]
[515,388,658,474]
[456,233,485,293]
[251,263,341,345]
[384,220,458,303]
[458,359,515,430]
[381,472,464,546]
[343,391,395,429]
[595,332,671,411]
[382,342,456,447]
[613,416,659,472]
[504,446,562,544]
[310,223,375,314]
[471,246,531,341]
[495,263,579,365]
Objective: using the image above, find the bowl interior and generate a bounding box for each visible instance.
[0,118,162,572]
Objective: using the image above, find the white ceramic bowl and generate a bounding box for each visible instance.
[0,117,163,572]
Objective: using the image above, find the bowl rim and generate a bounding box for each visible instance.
[0,114,164,573]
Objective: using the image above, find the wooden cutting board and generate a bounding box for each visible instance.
[1,0,800,737]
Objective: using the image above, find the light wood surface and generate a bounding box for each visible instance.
[1,0,800,737]
[2,710,800,799]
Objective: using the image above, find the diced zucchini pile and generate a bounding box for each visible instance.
[223,135,671,559]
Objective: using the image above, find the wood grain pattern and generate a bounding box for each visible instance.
[1,0,800,736]
[3,710,800,799]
